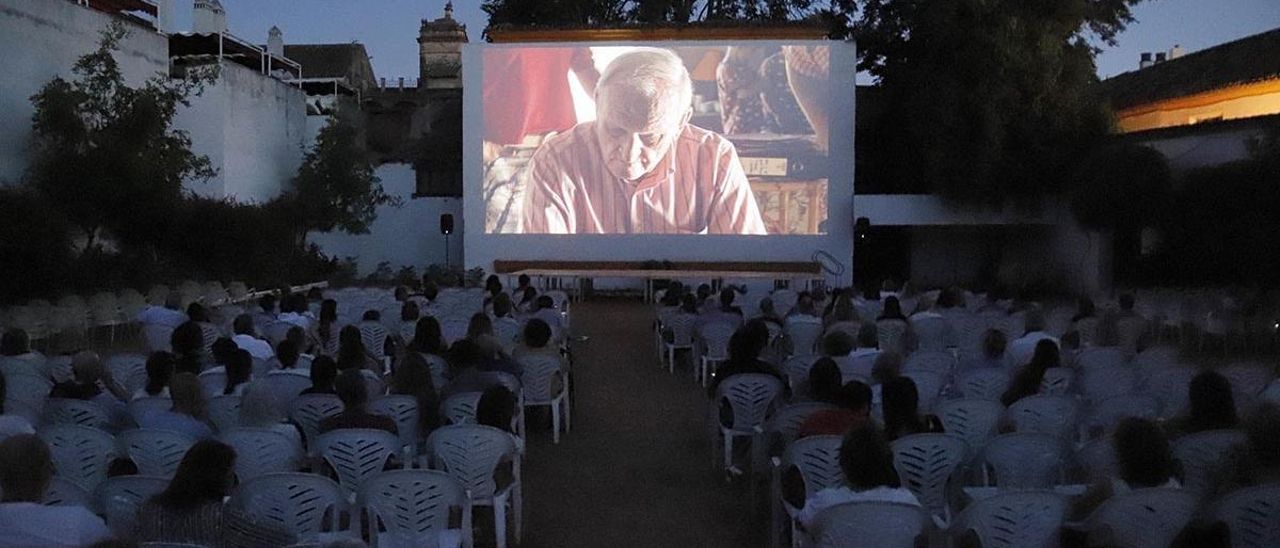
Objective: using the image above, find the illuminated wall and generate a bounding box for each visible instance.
[1116,79,1280,133]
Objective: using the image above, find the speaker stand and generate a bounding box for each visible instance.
[444,234,451,269]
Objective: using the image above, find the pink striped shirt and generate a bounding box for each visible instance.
[520,122,768,235]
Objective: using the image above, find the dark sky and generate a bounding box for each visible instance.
[196,0,1278,82]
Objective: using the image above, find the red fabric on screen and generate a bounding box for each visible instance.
[484,48,591,145]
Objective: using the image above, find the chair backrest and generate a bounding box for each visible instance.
[766,402,838,447]
[957,369,1010,401]
[1082,367,1138,402]
[5,372,52,409]
[127,396,172,423]
[43,475,92,507]
[1075,317,1101,346]
[204,394,241,434]
[361,369,387,400]
[784,354,821,391]
[105,353,148,393]
[439,316,470,345]
[785,320,824,356]
[1008,395,1079,440]
[92,475,169,539]
[981,433,1063,489]
[119,428,198,476]
[1075,347,1126,371]
[1173,429,1247,495]
[716,373,783,432]
[1073,438,1117,484]
[902,370,945,413]
[1038,368,1074,396]
[368,395,421,450]
[290,394,344,444]
[951,315,989,354]
[904,351,955,379]
[41,398,111,430]
[936,399,1004,460]
[1144,366,1198,418]
[359,322,390,359]
[221,427,301,483]
[810,501,927,548]
[142,324,174,353]
[877,319,909,354]
[1219,364,1275,411]
[700,321,736,360]
[960,491,1068,548]
[359,469,470,548]
[426,424,518,501]
[262,372,311,407]
[1086,488,1199,548]
[493,317,522,353]
[198,370,227,399]
[315,428,400,496]
[1087,395,1159,434]
[39,424,117,491]
[441,391,483,425]
[891,433,967,514]
[261,320,295,347]
[911,317,952,352]
[782,434,845,499]
[1213,482,1280,548]
[519,354,565,403]
[230,472,347,541]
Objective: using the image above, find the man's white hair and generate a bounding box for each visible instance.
[597,48,693,130]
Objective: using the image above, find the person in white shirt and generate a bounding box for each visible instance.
[1006,310,1060,369]
[530,295,565,344]
[136,291,189,330]
[0,375,35,441]
[231,314,275,361]
[0,435,112,546]
[0,329,49,380]
[795,424,921,531]
[277,293,315,331]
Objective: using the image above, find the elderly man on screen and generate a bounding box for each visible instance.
[520,49,768,235]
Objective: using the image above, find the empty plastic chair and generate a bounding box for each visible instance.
[229,472,351,542]
[1008,395,1079,440]
[698,322,736,386]
[936,399,1004,462]
[520,354,570,443]
[1213,482,1280,548]
[1077,488,1198,548]
[954,490,1068,548]
[359,469,472,548]
[315,428,400,498]
[41,398,111,430]
[715,373,783,473]
[957,369,1010,402]
[221,427,302,483]
[118,429,197,477]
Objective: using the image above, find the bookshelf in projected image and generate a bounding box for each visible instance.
[733,134,828,235]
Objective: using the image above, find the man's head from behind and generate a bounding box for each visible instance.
[0,434,54,502]
[594,48,693,182]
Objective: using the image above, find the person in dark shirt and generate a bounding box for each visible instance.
[797,380,872,438]
[707,319,785,396]
[300,356,338,396]
[318,369,397,436]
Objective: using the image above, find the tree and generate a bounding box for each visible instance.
[1070,141,1171,231]
[482,0,856,30]
[276,113,399,244]
[26,21,216,251]
[853,0,1144,207]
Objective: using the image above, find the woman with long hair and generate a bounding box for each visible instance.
[881,377,942,441]
[315,299,339,355]
[336,325,377,372]
[391,352,440,436]
[137,440,295,546]
[1168,371,1239,437]
[406,316,447,356]
[222,349,252,396]
[1001,339,1060,407]
[301,356,338,395]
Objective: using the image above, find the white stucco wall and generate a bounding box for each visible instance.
[1135,127,1263,172]
[174,61,306,202]
[0,0,170,184]
[309,163,464,275]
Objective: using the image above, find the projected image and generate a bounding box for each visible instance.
[483,44,831,235]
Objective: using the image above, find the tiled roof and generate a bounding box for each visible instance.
[1100,28,1280,110]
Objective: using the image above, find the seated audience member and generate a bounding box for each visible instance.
[0,329,48,380]
[658,282,685,307]
[881,376,943,441]
[822,330,856,372]
[1214,403,1280,493]
[391,352,440,436]
[238,381,303,448]
[170,321,207,375]
[406,316,448,357]
[314,299,341,355]
[516,286,539,315]
[284,326,314,361]
[0,435,112,546]
[531,295,565,339]
[136,440,295,547]
[133,352,175,400]
[464,313,523,377]
[1071,418,1181,519]
[252,294,278,333]
[306,287,325,316]
[698,288,745,330]
[270,339,308,376]
[839,326,882,382]
[137,291,188,331]
[393,285,411,304]
[1001,339,1060,407]
[708,320,785,396]
[222,349,253,396]
[797,380,873,438]
[0,376,35,440]
[476,385,518,433]
[868,351,904,406]
[1007,310,1060,369]
[823,290,857,327]
[793,357,842,403]
[50,351,129,429]
[300,356,339,396]
[514,319,567,372]
[415,281,441,316]
[959,329,1007,374]
[398,300,422,342]
[484,275,504,303]
[231,314,274,361]
[757,297,785,327]
[786,293,823,323]
[876,296,908,322]
[336,325,379,372]
[511,274,533,300]
[794,424,920,530]
[695,284,714,312]
[1166,371,1238,437]
[136,373,214,440]
[277,293,315,331]
[1071,297,1097,324]
[318,369,397,436]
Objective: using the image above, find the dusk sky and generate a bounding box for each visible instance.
[191,0,1280,82]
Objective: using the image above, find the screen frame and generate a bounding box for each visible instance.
[464,40,855,286]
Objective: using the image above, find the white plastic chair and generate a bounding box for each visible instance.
[1076,488,1198,548]
[142,324,175,353]
[198,369,227,399]
[43,475,92,507]
[1173,429,1247,495]
[980,433,1064,489]
[127,396,172,424]
[119,428,197,476]
[93,475,169,539]
[40,424,117,491]
[290,394,344,449]
[262,371,311,408]
[662,313,697,373]
[426,424,522,548]
[520,354,570,443]
[911,316,953,351]
[441,391,483,425]
[715,373,783,473]
[1038,368,1075,396]
[221,427,302,483]
[951,315,989,354]
[41,398,111,430]
[698,321,736,386]
[954,490,1067,548]
[105,353,148,394]
[1143,366,1198,418]
[1213,482,1280,548]
[936,399,1004,462]
[1087,395,1159,434]
[206,394,242,434]
[493,317,522,354]
[891,433,966,523]
[1073,438,1117,484]
[315,428,401,498]
[785,320,824,357]
[957,369,1010,401]
[904,350,956,379]
[903,370,945,413]
[809,501,928,548]
[359,469,472,548]
[359,322,390,361]
[772,434,844,548]
[1075,347,1126,371]
[1008,395,1079,440]
[368,395,421,462]
[784,354,821,392]
[230,472,351,542]
[877,319,909,355]
[1082,367,1138,403]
